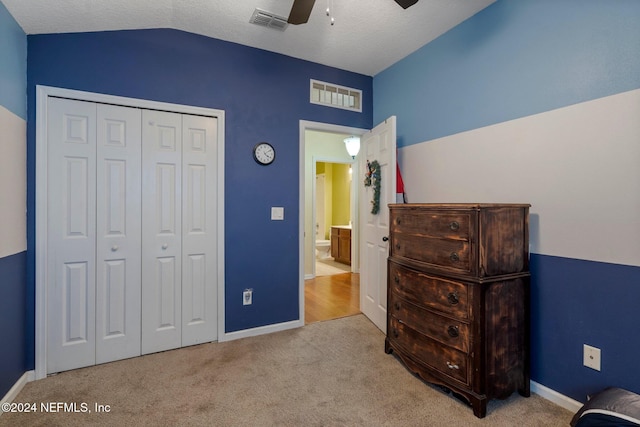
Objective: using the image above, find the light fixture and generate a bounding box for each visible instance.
[344,136,360,159]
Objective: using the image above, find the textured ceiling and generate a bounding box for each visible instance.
[3,0,495,76]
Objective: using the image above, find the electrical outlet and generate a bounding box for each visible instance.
[243,289,253,306]
[583,344,601,371]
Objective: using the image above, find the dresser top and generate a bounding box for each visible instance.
[389,203,531,210]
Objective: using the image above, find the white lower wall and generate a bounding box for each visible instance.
[400,88,640,267]
[0,105,26,258]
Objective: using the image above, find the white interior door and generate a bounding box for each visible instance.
[95,104,142,364]
[181,114,218,346]
[141,110,183,354]
[359,116,396,333]
[47,98,97,373]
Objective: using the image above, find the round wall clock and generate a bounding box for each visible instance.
[253,142,275,165]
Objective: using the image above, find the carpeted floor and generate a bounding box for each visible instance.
[0,315,573,426]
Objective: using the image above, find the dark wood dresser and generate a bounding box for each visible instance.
[385,203,531,418]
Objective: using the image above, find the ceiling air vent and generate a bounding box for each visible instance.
[250,9,289,31]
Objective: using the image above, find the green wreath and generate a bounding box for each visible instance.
[364,160,381,215]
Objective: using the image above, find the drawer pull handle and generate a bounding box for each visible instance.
[446,361,460,370]
[394,276,400,284]
[395,302,401,311]
[450,252,459,262]
[447,292,459,305]
[447,325,459,338]
[395,244,401,250]
[396,218,401,225]
[392,328,399,338]
[450,221,460,231]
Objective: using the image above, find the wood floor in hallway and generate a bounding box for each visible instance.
[304,272,360,324]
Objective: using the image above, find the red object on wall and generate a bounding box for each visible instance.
[397,161,405,194]
[396,155,406,203]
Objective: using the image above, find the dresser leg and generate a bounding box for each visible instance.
[471,398,487,418]
[518,382,531,397]
[384,338,393,354]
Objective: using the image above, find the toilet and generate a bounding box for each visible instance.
[315,240,331,259]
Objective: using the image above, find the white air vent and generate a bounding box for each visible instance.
[310,80,362,112]
[250,9,289,31]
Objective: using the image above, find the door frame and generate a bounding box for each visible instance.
[298,120,367,324]
[35,85,226,380]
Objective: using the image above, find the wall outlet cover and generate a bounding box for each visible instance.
[583,344,601,371]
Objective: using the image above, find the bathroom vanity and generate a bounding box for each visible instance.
[330,226,351,265]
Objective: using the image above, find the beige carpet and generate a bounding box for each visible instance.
[0,315,573,426]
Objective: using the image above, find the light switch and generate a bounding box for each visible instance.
[271,207,284,220]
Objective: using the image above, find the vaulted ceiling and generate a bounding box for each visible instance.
[3,0,494,76]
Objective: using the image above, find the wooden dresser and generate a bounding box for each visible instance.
[385,203,531,418]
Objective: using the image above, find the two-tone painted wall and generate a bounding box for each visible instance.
[26,29,373,370]
[0,1,27,398]
[374,0,640,402]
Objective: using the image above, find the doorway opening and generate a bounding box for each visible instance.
[298,121,366,325]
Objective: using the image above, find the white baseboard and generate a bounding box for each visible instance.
[1,370,35,416]
[531,380,582,414]
[219,319,304,342]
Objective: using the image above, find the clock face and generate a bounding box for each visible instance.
[253,142,275,165]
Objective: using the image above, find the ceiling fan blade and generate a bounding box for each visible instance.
[394,0,419,9]
[288,0,316,25]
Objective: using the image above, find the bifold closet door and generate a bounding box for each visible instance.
[47,98,97,373]
[47,99,142,373]
[141,111,219,354]
[141,110,183,355]
[95,104,142,364]
[181,114,218,346]
[46,97,219,372]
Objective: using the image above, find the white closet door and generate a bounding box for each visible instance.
[141,110,183,354]
[47,98,97,373]
[181,115,218,345]
[95,104,142,364]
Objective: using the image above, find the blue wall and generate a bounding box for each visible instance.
[531,255,640,399]
[373,0,640,403]
[0,253,26,396]
[375,0,640,147]
[0,0,27,398]
[0,0,27,120]
[26,29,373,369]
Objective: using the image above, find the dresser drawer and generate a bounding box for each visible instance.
[389,293,470,353]
[391,210,472,240]
[389,317,469,385]
[391,234,472,275]
[389,261,469,320]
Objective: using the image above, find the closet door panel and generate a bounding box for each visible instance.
[182,116,218,345]
[47,98,97,374]
[141,110,183,355]
[96,104,142,364]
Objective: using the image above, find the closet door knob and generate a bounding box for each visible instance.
[382,236,389,242]
[162,244,168,250]
[111,245,119,252]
